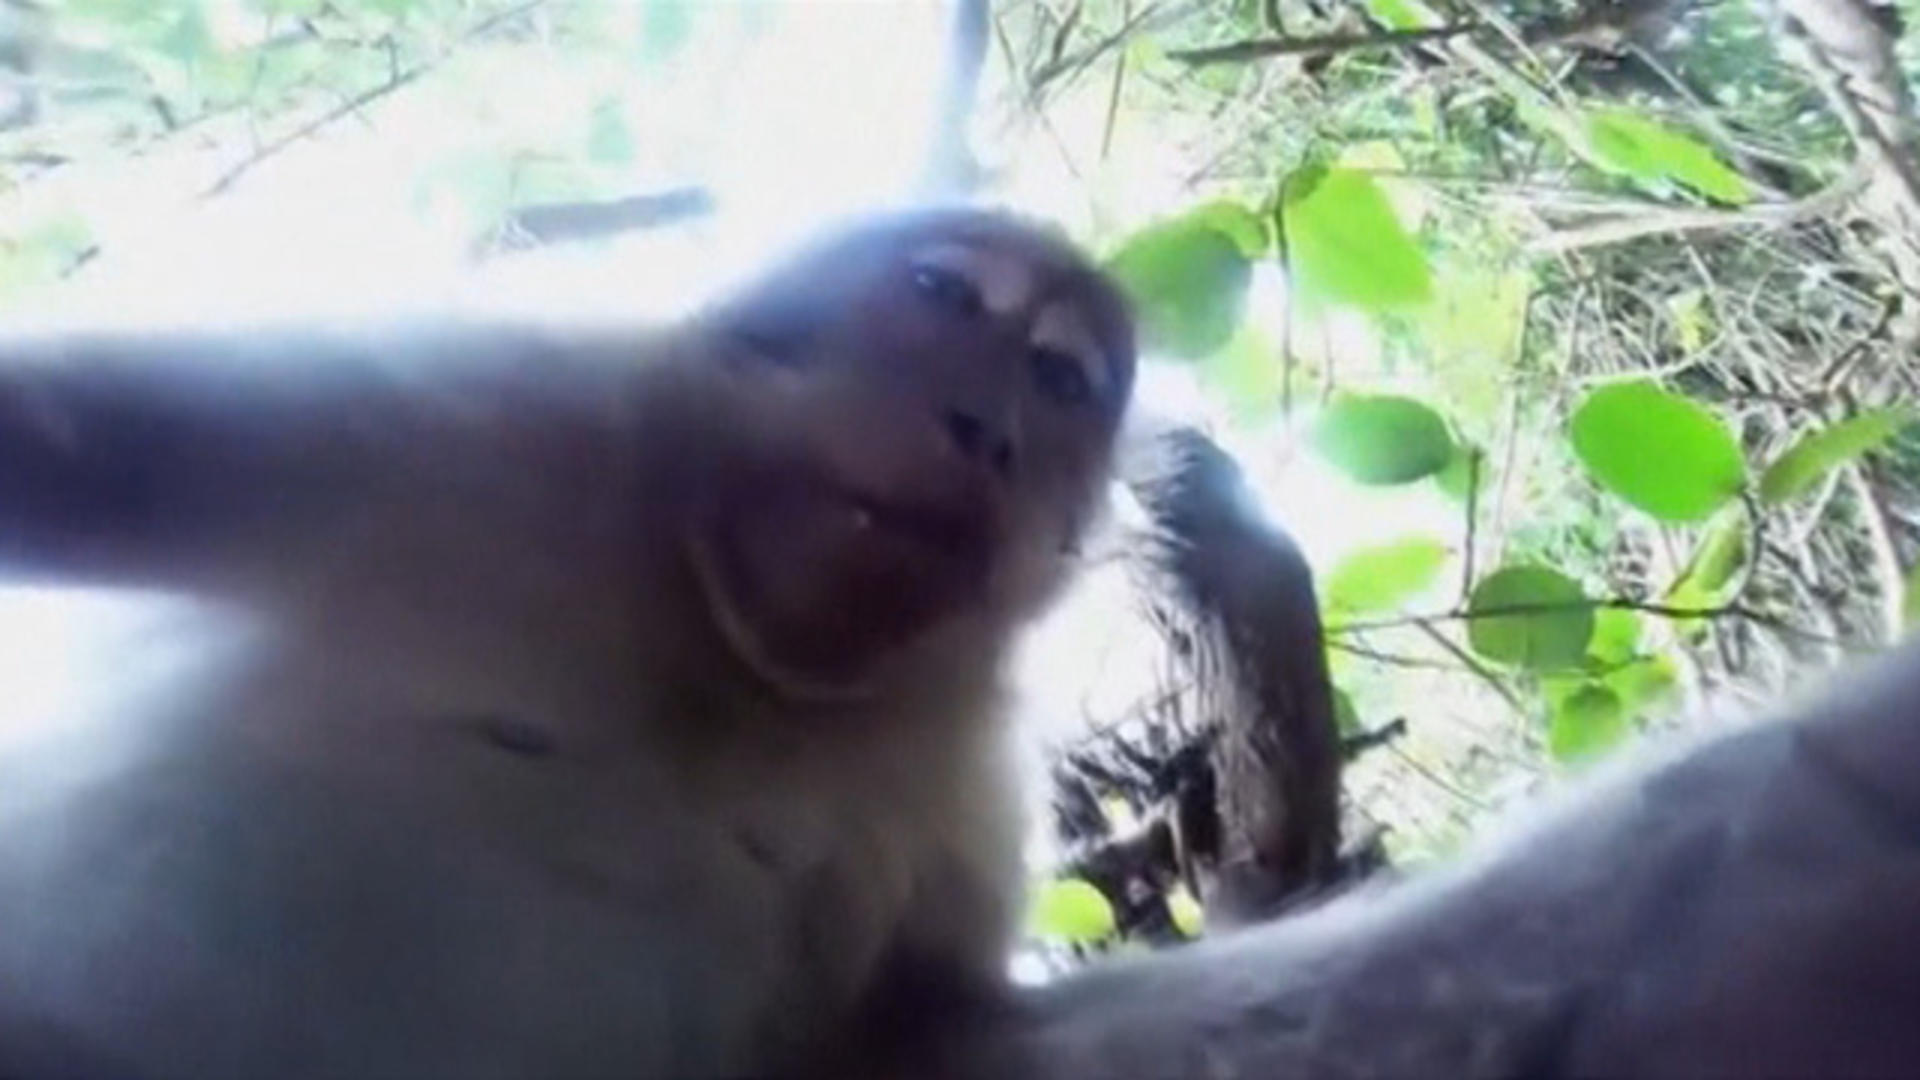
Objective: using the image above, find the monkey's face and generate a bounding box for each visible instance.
[685,208,1136,699]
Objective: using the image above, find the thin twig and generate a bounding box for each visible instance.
[1099,0,1131,162]
[1168,25,1474,66]
[1327,639,1459,671]
[1411,620,1530,719]
[1329,597,1842,644]
[1047,0,1084,70]
[1529,176,1863,255]
[1030,0,1177,96]
[1815,295,1898,393]
[1458,450,1480,606]
[201,0,548,198]
[1387,740,1494,812]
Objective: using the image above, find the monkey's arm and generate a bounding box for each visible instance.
[914,635,1920,1079]
[0,321,633,585]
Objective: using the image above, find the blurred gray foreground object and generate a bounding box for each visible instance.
[918,632,1920,1080]
[0,587,1918,1079]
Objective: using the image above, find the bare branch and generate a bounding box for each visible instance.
[1167,24,1473,67]
[1529,174,1862,255]
[201,0,548,199]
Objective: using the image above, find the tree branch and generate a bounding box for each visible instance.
[1329,596,1842,644]
[1529,173,1863,255]
[1167,24,1473,66]
[201,0,548,199]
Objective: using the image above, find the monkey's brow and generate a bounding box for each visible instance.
[1044,273,1135,389]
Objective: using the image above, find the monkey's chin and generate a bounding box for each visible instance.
[687,484,991,704]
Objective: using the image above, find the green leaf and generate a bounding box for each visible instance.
[1028,878,1117,944]
[1661,511,1746,640]
[1581,108,1752,205]
[1312,394,1454,485]
[1428,268,1530,375]
[1681,512,1749,595]
[1282,164,1432,314]
[1664,577,1715,643]
[1570,381,1746,522]
[1167,884,1205,938]
[1758,408,1917,505]
[1325,536,1449,614]
[1366,0,1438,29]
[1105,205,1257,359]
[1587,608,1642,665]
[1201,323,1284,420]
[1433,442,1485,502]
[1189,199,1272,258]
[1605,655,1678,713]
[1549,684,1631,763]
[1336,142,1431,226]
[1333,688,1360,736]
[1467,565,1595,671]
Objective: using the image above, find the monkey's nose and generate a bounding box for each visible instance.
[942,408,1016,477]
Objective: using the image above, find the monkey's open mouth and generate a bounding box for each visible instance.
[843,493,992,561]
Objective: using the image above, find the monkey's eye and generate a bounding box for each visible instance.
[910,263,987,319]
[1030,345,1092,408]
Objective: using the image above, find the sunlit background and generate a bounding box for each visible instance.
[2,10,1456,702]
[0,0,1623,886]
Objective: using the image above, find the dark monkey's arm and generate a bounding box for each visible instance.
[905,632,1920,1079]
[0,321,642,585]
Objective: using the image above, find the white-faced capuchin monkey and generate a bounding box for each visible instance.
[0,207,1135,1079]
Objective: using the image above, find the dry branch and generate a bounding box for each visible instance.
[1529,173,1862,254]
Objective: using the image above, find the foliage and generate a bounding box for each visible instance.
[1310,395,1454,485]
[1028,878,1118,945]
[1325,536,1449,615]
[1281,163,1433,314]
[1466,565,1594,671]
[1106,202,1262,357]
[987,0,1918,900]
[1166,885,1205,939]
[1758,409,1917,504]
[1575,109,1753,205]
[1570,381,1746,523]
[1548,683,1630,763]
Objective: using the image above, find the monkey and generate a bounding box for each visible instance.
[0,205,1137,1079]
